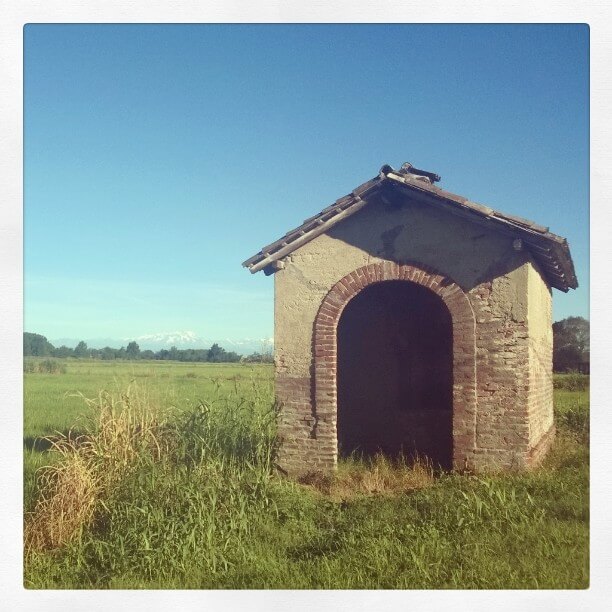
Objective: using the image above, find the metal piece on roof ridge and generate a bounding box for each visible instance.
[380,162,440,184]
[399,162,441,184]
[379,164,394,177]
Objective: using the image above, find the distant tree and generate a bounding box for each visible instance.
[244,351,273,364]
[52,345,74,358]
[553,316,589,372]
[179,349,193,362]
[74,340,89,358]
[193,349,208,362]
[207,343,225,363]
[100,346,116,360]
[126,341,140,360]
[140,349,155,360]
[24,332,54,357]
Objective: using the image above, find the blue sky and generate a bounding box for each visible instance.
[24,24,589,344]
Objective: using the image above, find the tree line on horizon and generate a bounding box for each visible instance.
[23,332,274,364]
[23,316,588,371]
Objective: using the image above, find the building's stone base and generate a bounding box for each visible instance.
[276,421,557,477]
[526,424,556,469]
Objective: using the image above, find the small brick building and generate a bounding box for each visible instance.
[243,163,577,474]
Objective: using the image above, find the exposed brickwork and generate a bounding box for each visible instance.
[278,261,479,474]
[467,279,533,471]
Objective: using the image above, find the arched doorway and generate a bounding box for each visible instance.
[336,280,453,468]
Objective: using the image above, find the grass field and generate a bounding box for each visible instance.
[23,359,589,589]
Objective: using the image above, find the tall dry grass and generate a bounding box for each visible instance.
[299,452,435,499]
[24,385,172,555]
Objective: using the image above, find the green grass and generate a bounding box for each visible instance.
[553,371,590,392]
[23,360,272,511]
[24,361,588,589]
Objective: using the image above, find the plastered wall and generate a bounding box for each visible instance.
[526,258,555,459]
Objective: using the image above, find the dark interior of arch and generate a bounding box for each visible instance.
[337,280,453,469]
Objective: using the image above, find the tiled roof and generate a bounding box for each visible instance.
[242,163,578,292]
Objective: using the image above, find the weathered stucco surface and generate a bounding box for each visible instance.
[276,199,524,373]
[274,196,554,474]
[526,258,555,462]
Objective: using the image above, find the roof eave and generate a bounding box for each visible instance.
[386,173,578,291]
[242,175,383,273]
[243,166,578,292]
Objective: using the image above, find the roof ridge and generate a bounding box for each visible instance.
[242,164,577,291]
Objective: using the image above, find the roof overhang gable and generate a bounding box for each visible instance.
[384,172,577,292]
[243,165,578,292]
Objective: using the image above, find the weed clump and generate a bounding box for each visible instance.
[24,385,171,554]
[24,358,66,374]
[559,406,590,439]
[24,379,279,573]
[553,372,589,391]
[299,453,435,499]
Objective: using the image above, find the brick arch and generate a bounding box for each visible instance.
[313,261,477,471]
